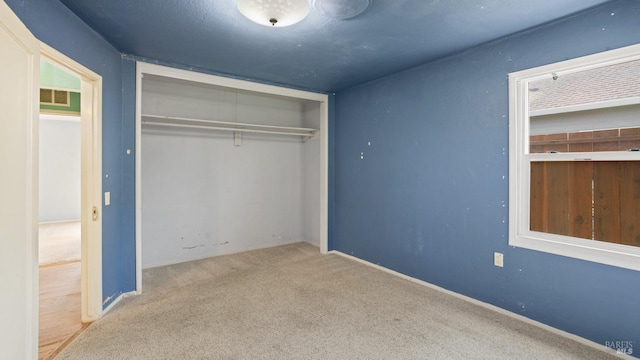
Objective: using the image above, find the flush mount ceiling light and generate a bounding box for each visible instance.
[237,0,310,27]
[312,0,371,20]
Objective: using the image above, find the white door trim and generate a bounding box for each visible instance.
[0,1,40,357]
[40,43,103,322]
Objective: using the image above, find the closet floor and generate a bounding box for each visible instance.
[39,261,89,360]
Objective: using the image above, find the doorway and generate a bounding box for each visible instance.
[37,44,103,358]
[0,3,103,358]
[37,59,83,359]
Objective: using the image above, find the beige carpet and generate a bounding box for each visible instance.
[58,243,617,360]
[39,221,81,266]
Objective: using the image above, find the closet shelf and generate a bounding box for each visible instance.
[141,114,318,138]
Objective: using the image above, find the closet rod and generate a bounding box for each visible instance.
[142,121,315,137]
[142,117,317,137]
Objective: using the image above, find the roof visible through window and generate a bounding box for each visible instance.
[528,59,640,112]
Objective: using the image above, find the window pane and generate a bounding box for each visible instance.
[528,59,640,153]
[530,160,640,248]
[529,59,640,110]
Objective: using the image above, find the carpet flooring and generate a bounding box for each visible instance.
[58,243,617,359]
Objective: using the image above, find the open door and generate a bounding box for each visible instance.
[0,1,40,359]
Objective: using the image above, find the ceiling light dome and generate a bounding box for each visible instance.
[237,0,310,27]
[312,0,371,20]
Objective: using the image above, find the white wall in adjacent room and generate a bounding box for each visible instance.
[39,114,81,222]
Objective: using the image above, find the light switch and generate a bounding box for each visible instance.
[494,252,504,267]
[105,192,111,206]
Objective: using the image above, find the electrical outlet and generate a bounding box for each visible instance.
[494,252,504,267]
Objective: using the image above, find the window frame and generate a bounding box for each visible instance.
[508,44,640,271]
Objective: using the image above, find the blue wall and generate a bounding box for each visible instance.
[6,0,136,307]
[334,0,640,353]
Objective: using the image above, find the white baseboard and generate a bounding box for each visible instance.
[329,250,631,359]
[38,219,81,225]
[102,290,137,315]
[141,239,307,270]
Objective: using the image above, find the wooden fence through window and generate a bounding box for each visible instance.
[529,129,640,248]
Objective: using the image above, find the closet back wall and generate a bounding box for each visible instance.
[141,77,313,268]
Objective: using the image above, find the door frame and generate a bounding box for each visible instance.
[40,43,103,322]
[0,1,41,357]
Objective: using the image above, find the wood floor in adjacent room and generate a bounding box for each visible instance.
[39,261,88,360]
[38,220,86,359]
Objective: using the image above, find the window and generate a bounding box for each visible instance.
[40,88,70,106]
[508,44,640,271]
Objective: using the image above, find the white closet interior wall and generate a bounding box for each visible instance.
[302,103,321,247]
[140,75,320,268]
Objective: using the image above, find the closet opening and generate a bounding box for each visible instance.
[135,63,328,291]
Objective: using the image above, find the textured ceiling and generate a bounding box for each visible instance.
[58,0,612,92]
